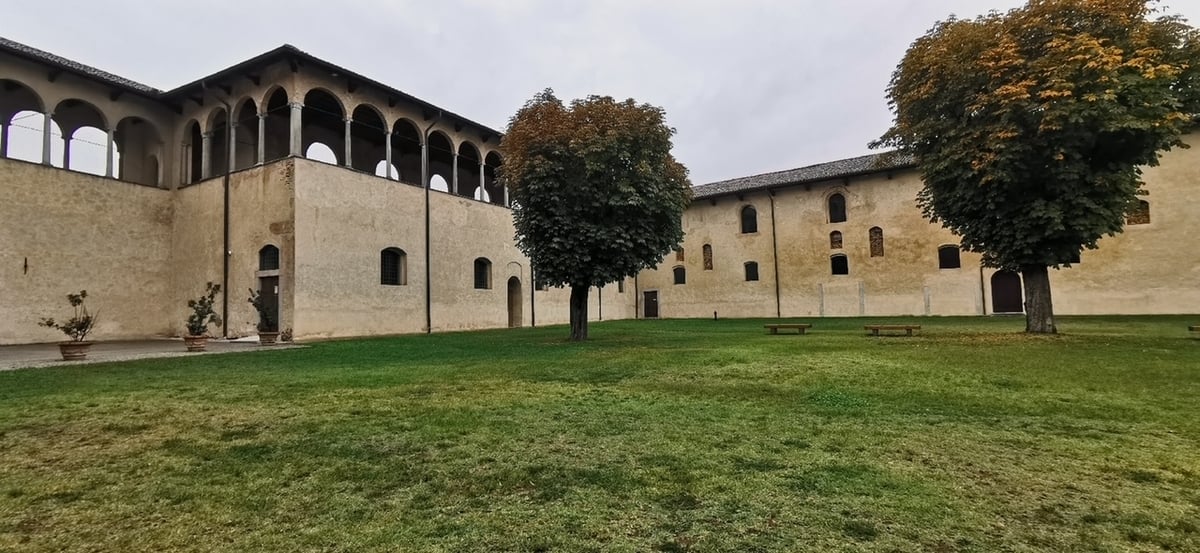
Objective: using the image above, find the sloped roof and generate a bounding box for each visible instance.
[0,36,161,96]
[693,151,915,200]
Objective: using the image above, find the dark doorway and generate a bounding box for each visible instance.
[991,271,1023,314]
[643,290,659,318]
[258,276,280,332]
[507,277,522,328]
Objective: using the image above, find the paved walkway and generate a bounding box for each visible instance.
[0,338,302,371]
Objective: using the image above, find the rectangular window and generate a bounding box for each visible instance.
[744,262,759,281]
[831,255,849,275]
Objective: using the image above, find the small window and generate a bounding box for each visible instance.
[937,245,961,269]
[673,266,686,285]
[740,205,758,234]
[617,279,625,293]
[380,248,407,285]
[744,261,759,281]
[259,245,280,271]
[828,193,847,223]
[1126,200,1150,225]
[830,231,843,250]
[869,227,884,257]
[474,257,492,289]
[702,244,713,270]
[675,248,685,262]
[831,254,849,275]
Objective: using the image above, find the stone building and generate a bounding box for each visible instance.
[1,38,1195,345]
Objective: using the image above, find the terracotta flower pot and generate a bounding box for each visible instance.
[58,341,93,361]
[184,335,208,352]
[258,332,280,346]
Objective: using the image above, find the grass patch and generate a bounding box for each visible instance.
[1,315,1199,551]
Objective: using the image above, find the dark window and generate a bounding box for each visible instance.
[869,227,884,257]
[675,248,685,262]
[673,266,686,285]
[938,246,961,269]
[744,262,759,281]
[740,205,758,234]
[830,231,843,249]
[702,244,713,270]
[828,193,847,223]
[381,248,406,285]
[259,245,280,271]
[617,279,625,293]
[1126,200,1150,225]
[831,254,849,275]
[474,257,492,289]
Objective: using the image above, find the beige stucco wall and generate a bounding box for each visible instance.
[0,158,172,344]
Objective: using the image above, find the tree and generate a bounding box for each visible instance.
[874,0,1200,333]
[501,90,692,341]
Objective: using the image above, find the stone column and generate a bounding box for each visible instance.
[201,132,212,180]
[479,163,486,202]
[256,113,266,165]
[41,113,53,165]
[105,128,115,178]
[451,153,458,195]
[384,131,393,179]
[0,123,9,158]
[343,118,352,168]
[228,121,237,173]
[62,135,71,169]
[289,102,302,157]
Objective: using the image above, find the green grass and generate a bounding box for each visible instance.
[2,316,1199,552]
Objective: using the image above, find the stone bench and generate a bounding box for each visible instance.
[865,324,921,336]
[765,323,812,335]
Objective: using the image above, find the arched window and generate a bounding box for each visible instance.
[828,193,847,223]
[474,257,492,289]
[869,227,884,257]
[744,261,759,281]
[258,245,280,271]
[830,231,843,249]
[702,244,713,270]
[740,205,758,234]
[937,245,961,269]
[673,266,686,285]
[831,254,849,275]
[381,248,407,285]
[1126,200,1150,225]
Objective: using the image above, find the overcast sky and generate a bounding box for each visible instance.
[5,0,1199,185]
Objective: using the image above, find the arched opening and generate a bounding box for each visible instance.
[869,227,884,257]
[350,104,387,173]
[380,247,407,285]
[937,245,961,269]
[430,174,449,193]
[702,244,713,270]
[830,230,843,249]
[53,99,108,174]
[457,141,482,199]
[991,271,1023,314]
[740,205,758,234]
[744,261,759,281]
[4,109,58,164]
[374,160,398,179]
[115,117,162,186]
[233,98,259,171]
[208,107,229,177]
[259,245,280,271]
[1126,200,1150,225]
[262,88,290,162]
[831,254,849,275]
[507,276,522,328]
[673,266,686,285]
[427,131,454,191]
[305,143,338,164]
[183,120,203,184]
[302,89,345,166]
[0,79,45,161]
[828,193,847,223]
[484,151,505,206]
[474,257,492,289]
[391,119,421,184]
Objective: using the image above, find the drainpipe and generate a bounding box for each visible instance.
[769,191,781,318]
[979,266,988,316]
[634,275,640,319]
[204,81,233,338]
[422,111,442,334]
[530,269,536,327]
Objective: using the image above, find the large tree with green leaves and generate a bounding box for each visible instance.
[501,90,692,341]
[875,0,1200,333]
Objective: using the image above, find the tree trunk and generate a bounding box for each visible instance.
[569,284,589,341]
[1020,264,1057,334]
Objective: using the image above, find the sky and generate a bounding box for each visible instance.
[4,0,1199,185]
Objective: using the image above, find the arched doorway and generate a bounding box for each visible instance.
[507,277,522,328]
[991,271,1023,314]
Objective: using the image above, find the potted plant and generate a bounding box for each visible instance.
[39,290,98,360]
[248,288,279,345]
[184,282,222,352]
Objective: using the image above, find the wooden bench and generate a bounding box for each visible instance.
[865,324,921,336]
[765,323,812,335]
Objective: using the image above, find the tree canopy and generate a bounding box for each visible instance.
[501,90,692,341]
[874,0,1200,333]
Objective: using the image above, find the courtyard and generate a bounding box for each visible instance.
[1,316,1198,551]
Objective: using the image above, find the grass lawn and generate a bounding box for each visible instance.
[2,316,1199,552]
